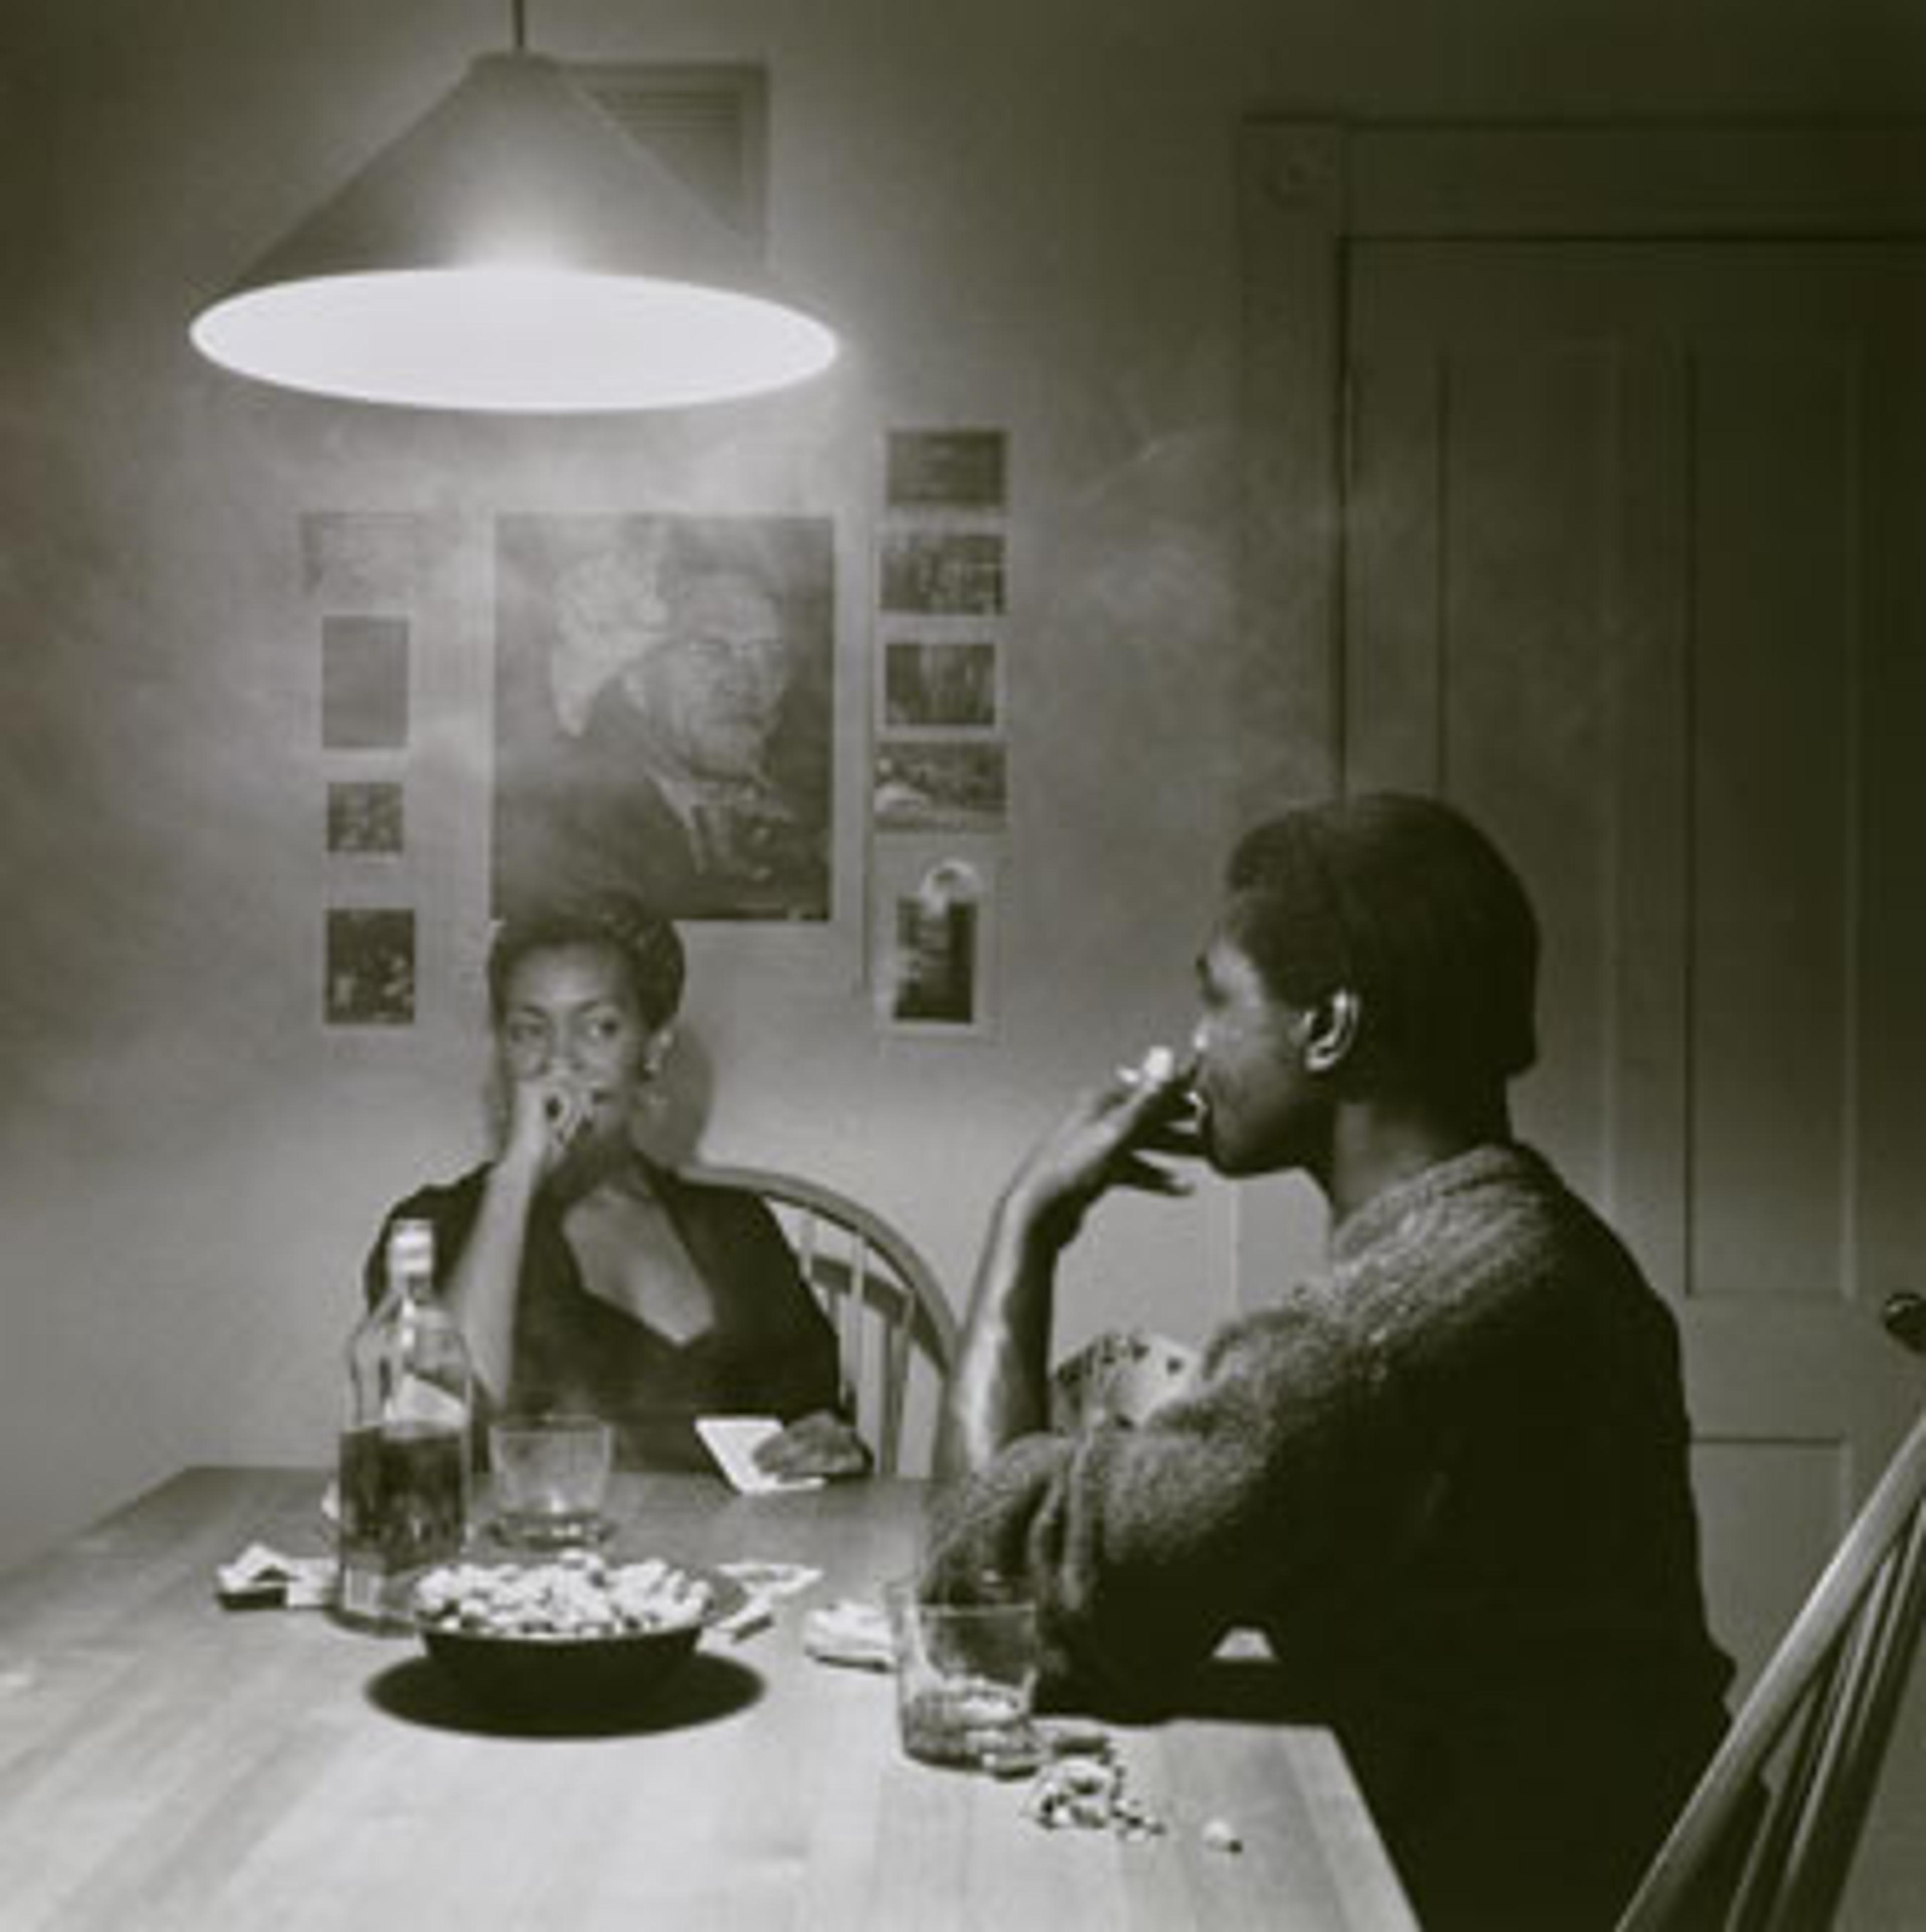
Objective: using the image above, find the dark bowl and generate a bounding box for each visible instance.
[414,1563,747,1717]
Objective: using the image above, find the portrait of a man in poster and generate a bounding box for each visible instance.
[493,514,834,922]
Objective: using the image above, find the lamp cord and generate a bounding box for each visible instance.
[511,0,527,52]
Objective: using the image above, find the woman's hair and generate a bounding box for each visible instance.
[1223,792,1539,1094]
[486,893,686,1030]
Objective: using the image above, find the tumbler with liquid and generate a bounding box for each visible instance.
[886,1577,1040,1768]
[488,1413,613,1547]
[336,1218,473,1630]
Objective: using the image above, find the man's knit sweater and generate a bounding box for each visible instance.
[924,1142,1733,1930]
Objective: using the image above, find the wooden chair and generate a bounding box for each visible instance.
[685,1163,958,1476]
[1616,1403,1926,1932]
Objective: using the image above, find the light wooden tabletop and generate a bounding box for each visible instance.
[0,1467,1418,1932]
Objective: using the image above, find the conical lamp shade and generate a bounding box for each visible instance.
[189,52,838,411]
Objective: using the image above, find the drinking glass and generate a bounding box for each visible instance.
[885,1577,1039,1769]
[488,1413,614,1547]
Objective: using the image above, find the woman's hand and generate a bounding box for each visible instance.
[752,1410,872,1482]
[497,1075,609,1188]
[1004,1047,1201,1251]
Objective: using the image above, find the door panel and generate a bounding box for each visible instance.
[1690,344,1855,1307]
[1348,310,1643,1224]
[1343,243,1926,1694]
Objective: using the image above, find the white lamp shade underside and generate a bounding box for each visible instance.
[189,53,836,412]
[191,267,837,411]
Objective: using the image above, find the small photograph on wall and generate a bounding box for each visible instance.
[878,531,1005,617]
[494,513,834,922]
[885,429,1008,513]
[874,851,996,1036]
[873,738,1007,833]
[321,615,410,750]
[326,780,404,855]
[325,908,415,1025]
[880,638,1000,732]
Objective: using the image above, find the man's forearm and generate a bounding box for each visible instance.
[933,1187,1064,1481]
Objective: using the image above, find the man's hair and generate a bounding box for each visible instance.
[487,893,686,1031]
[1223,792,1539,1094]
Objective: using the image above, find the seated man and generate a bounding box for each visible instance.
[927,792,1734,1932]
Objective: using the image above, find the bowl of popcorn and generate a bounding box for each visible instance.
[410,1550,745,1715]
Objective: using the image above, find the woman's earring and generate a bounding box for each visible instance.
[643,1025,676,1084]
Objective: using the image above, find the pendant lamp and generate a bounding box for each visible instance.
[189,11,837,412]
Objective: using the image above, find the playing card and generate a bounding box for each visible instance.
[1050,1329,1200,1431]
[696,1416,827,1495]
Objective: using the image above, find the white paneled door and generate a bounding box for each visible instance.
[1239,126,1926,1927]
[1341,246,1926,1932]
[1341,241,1926,1677]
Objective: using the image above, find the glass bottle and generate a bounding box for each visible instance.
[337,1218,473,1630]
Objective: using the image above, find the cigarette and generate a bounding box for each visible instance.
[1115,1046,1204,1136]
[1117,1044,1182,1088]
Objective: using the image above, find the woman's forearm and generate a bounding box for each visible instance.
[441,1159,539,1401]
[933,1186,1064,1482]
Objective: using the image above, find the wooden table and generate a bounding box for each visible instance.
[0,1468,1417,1931]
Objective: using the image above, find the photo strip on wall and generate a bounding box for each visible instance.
[870,429,1009,1037]
[306,512,421,1028]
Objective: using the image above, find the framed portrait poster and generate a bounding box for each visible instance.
[493,513,835,922]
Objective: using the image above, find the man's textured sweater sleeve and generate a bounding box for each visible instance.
[923,1297,1429,1703]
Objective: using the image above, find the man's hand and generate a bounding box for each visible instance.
[1005,1047,1201,1250]
[936,1046,1200,1482]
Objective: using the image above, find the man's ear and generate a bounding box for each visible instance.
[1302,989,1361,1074]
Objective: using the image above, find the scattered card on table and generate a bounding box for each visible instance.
[802,1598,895,1671]
[717,1560,824,1599]
[215,1542,336,1610]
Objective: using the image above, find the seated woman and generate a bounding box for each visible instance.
[365,893,865,1479]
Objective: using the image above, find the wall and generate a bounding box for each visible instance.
[3,0,1922,1583]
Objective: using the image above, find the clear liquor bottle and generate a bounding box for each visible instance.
[336,1218,473,1630]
